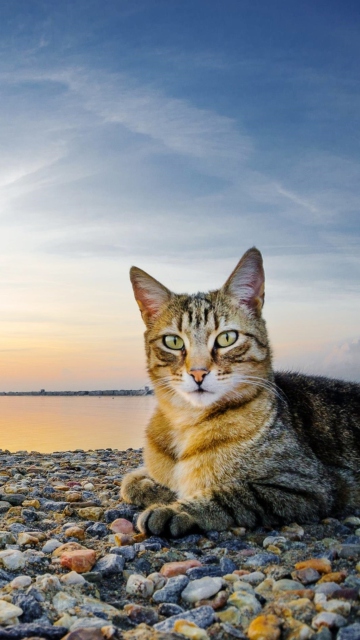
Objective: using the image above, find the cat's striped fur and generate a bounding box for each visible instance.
[121,248,360,536]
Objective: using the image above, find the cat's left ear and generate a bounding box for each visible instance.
[222,247,265,316]
[130,266,172,325]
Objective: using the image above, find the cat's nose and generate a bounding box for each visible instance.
[189,368,209,386]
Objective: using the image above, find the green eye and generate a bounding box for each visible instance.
[163,335,184,350]
[215,330,238,348]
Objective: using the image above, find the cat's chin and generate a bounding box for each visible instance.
[178,389,218,407]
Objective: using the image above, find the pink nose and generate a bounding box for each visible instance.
[190,369,209,385]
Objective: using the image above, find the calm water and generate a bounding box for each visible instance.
[0,396,156,453]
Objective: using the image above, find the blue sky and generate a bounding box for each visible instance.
[0,0,359,389]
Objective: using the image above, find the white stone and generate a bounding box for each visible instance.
[181,576,223,603]
[148,572,167,590]
[0,549,25,570]
[126,573,154,597]
[52,591,77,613]
[0,599,23,624]
[263,536,287,549]
[61,571,86,586]
[322,599,351,616]
[312,612,347,629]
[70,616,109,631]
[10,575,32,589]
[42,539,62,553]
[36,573,61,591]
[83,483,94,490]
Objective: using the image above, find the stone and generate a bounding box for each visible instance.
[227,590,262,620]
[186,565,226,579]
[52,542,85,556]
[0,531,16,547]
[9,575,32,589]
[314,582,342,596]
[244,553,280,568]
[181,576,223,603]
[292,568,320,584]
[320,599,351,616]
[247,614,282,640]
[312,611,347,629]
[294,558,331,574]
[69,616,109,631]
[42,539,62,553]
[147,572,167,591]
[338,545,360,559]
[240,571,265,585]
[109,518,135,534]
[66,491,82,502]
[60,549,97,573]
[94,553,125,575]
[273,579,303,592]
[86,522,108,538]
[152,575,189,603]
[0,549,25,570]
[126,573,154,598]
[125,603,159,625]
[110,545,135,560]
[158,603,185,617]
[0,600,23,625]
[76,507,104,521]
[35,573,62,591]
[318,571,347,584]
[154,605,215,632]
[263,536,287,549]
[60,571,86,585]
[12,592,43,622]
[161,559,202,577]
[0,623,67,638]
[337,623,360,640]
[217,607,242,625]
[52,591,77,613]
[64,526,85,540]
[173,620,209,640]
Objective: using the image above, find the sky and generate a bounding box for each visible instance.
[0,0,359,391]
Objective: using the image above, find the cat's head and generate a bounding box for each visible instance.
[130,248,272,409]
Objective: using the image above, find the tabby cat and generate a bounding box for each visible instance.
[121,248,360,536]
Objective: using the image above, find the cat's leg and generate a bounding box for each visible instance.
[121,467,177,508]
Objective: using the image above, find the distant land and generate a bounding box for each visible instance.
[0,386,154,396]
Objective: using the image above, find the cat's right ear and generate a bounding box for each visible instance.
[130,267,171,325]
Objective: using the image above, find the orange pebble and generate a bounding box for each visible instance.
[248,614,282,640]
[110,518,135,534]
[294,558,331,574]
[318,571,347,584]
[60,549,96,573]
[160,559,202,577]
[64,526,85,541]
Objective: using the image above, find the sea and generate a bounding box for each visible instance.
[0,396,156,454]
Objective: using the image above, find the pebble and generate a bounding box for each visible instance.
[9,575,32,589]
[273,579,303,591]
[109,518,135,534]
[0,549,25,570]
[173,619,209,639]
[0,600,23,624]
[94,552,125,575]
[244,553,280,568]
[294,558,332,573]
[126,573,154,597]
[60,570,86,585]
[181,576,223,603]
[160,559,202,577]
[152,574,189,603]
[42,539,62,553]
[154,604,215,632]
[247,614,282,640]
[60,549,97,573]
[337,623,360,640]
[312,611,347,629]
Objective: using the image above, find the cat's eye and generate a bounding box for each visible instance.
[163,335,184,350]
[215,330,238,348]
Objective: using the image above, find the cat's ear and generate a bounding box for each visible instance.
[130,267,171,325]
[223,247,265,315]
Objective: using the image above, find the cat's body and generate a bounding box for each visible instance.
[121,248,360,536]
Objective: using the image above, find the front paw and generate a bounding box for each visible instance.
[120,468,176,508]
[137,503,196,537]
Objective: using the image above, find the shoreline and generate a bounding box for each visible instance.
[0,447,358,639]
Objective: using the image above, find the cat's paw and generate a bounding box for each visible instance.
[120,468,176,508]
[137,503,196,537]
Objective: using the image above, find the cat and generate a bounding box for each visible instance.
[121,247,360,537]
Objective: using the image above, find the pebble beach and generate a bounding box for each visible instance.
[0,448,359,640]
